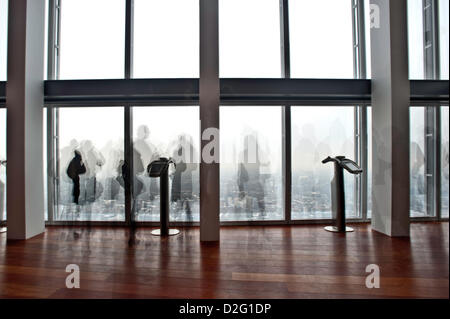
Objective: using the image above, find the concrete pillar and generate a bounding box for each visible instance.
[199,0,220,241]
[370,0,410,236]
[6,0,45,240]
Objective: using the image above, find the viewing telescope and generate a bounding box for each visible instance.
[322,156,363,233]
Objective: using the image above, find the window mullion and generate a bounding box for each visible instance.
[47,0,60,223]
[125,0,134,79]
[280,0,291,224]
[422,0,440,218]
[352,0,368,220]
[124,0,134,226]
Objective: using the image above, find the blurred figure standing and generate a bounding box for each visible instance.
[237,134,268,219]
[171,134,198,221]
[66,150,86,206]
[134,125,159,201]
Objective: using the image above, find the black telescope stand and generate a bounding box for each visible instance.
[147,157,180,236]
[322,156,363,233]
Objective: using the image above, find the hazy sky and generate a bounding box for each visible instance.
[134,0,199,78]
[2,0,449,80]
[220,0,281,77]
[289,0,354,78]
[59,0,125,79]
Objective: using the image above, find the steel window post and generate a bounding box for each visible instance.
[422,0,440,218]
[280,0,291,223]
[124,0,134,225]
[46,0,58,222]
[47,0,59,80]
[48,0,61,221]
[423,0,440,80]
[352,0,358,79]
[435,106,442,219]
[424,106,437,217]
[359,105,368,220]
[280,0,290,79]
[47,0,62,222]
[352,0,367,80]
[352,0,368,219]
[125,0,134,80]
[124,106,133,225]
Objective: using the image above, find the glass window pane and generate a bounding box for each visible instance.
[132,107,200,222]
[0,0,7,81]
[219,0,281,78]
[408,0,425,79]
[439,0,449,80]
[410,107,426,216]
[441,106,449,218]
[291,107,356,219]
[56,107,125,221]
[0,108,6,222]
[59,0,125,79]
[289,0,354,79]
[133,0,199,78]
[220,107,283,221]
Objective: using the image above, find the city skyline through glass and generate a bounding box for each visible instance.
[291,107,356,220]
[56,107,125,221]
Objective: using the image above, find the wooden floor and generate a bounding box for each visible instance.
[0,222,448,299]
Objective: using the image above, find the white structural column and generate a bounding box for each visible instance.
[199,0,220,241]
[6,0,46,240]
[370,0,410,236]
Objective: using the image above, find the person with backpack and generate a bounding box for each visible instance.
[66,150,87,205]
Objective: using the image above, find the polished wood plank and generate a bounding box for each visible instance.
[0,223,448,299]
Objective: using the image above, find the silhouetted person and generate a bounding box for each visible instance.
[99,140,122,203]
[66,151,86,205]
[134,125,159,200]
[411,141,425,212]
[292,127,318,215]
[59,139,80,207]
[171,135,197,221]
[116,153,143,198]
[135,147,146,195]
[116,154,147,246]
[79,140,105,204]
[117,148,145,215]
[442,141,449,181]
[61,139,79,175]
[237,134,267,218]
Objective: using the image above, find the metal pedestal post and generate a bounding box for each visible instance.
[324,162,354,233]
[151,167,180,236]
